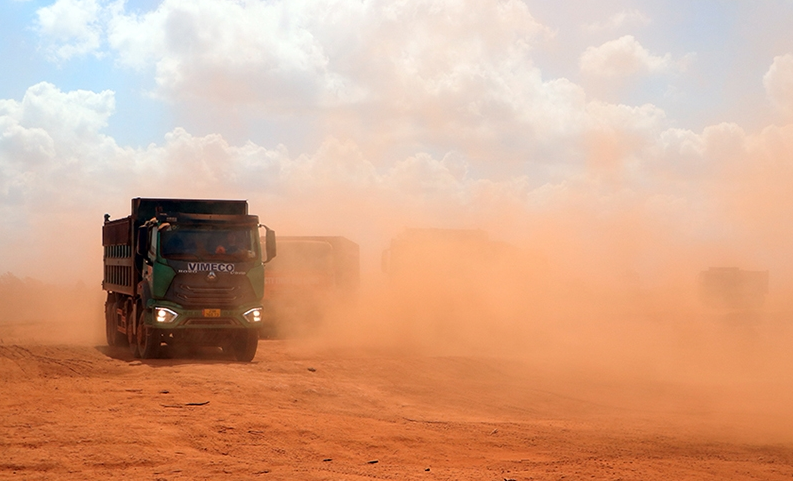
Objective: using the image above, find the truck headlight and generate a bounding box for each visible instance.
[154,307,178,323]
[243,307,263,323]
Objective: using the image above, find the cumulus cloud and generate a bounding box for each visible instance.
[0,84,768,246]
[0,81,638,272]
[580,35,683,78]
[98,0,571,162]
[17,82,115,138]
[2,79,793,308]
[102,0,554,108]
[0,82,122,278]
[35,0,105,61]
[14,2,793,293]
[107,0,342,106]
[0,82,117,204]
[764,54,793,117]
[586,101,667,133]
[31,0,689,168]
[583,9,650,33]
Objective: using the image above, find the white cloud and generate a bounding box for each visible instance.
[31,0,685,166]
[0,81,689,229]
[20,1,703,203]
[764,54,793,117]
[0,81,653,229]
[0,83,121,217]
[586,101,667,134]
[35,0,104,61]
[580,35,673,78]
[6,1,793,294]
[97,0,575,154]
[583,9,650,33]
[4,80,793,285]
[106,0,359,105]
[386,152,463,197]
[17,82,115,138]
[103,0,554,107]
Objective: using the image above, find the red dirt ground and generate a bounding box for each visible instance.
[2,314,793,481]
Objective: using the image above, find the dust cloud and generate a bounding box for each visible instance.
[1,127,793,444]
[0,273,104,346]
[265,129,793,443]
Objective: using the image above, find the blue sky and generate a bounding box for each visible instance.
[2,0,793,285]
[1,0,170,146]
[4,1,788,146]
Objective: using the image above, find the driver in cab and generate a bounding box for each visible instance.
[215,231,243,255]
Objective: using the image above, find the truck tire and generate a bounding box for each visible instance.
[128,303,140,358]
[129,327,140,358]
[232,330,258,362]
[136,311,161,359]
[105,296,128,347]
[104,297,117,346]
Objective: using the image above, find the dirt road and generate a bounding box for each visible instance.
[2,317,793,481]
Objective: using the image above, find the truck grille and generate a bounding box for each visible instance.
[166,273,257,308]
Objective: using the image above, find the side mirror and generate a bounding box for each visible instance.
[263,227,276,263]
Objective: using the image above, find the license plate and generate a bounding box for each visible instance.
[203,309,221,318]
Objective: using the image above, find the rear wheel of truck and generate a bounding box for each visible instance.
[136,311,161,359]
[104,297,116,346]
[232,330,259,362]
[104,295,128,347]
[129,332,140,358]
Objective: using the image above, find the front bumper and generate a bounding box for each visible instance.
[144,301,264,330]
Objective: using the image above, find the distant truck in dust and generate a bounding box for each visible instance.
[103,198,276,361]
[698,267,769,310]
[260,236,359,337]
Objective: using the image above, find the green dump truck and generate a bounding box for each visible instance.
[102,198,276,361]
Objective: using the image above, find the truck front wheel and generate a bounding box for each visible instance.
[136,311,161,359]
[232,330,258,362]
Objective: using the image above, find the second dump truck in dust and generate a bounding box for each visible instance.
[260,236,359,337]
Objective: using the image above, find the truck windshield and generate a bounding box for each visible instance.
[160,226,258,262]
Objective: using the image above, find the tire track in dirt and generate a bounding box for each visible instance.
[0,345,124,380]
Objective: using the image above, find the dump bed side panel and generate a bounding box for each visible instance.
[102,216,135,295]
